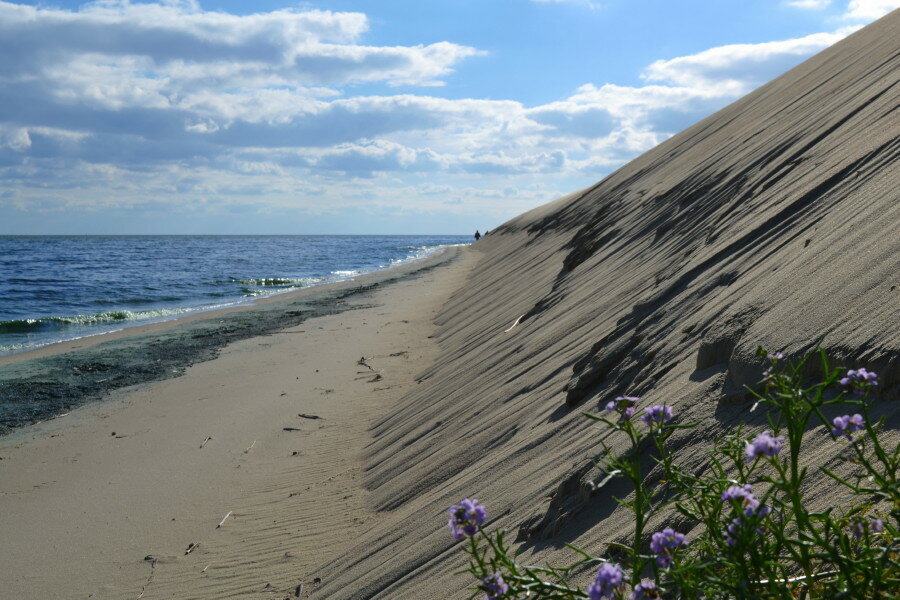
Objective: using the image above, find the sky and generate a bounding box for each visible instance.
[0,0,897,234]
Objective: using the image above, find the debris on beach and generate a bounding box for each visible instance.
[297,413,321,420]
[283,427,301,431]
[215,510,232,529]
[184,542,199,555]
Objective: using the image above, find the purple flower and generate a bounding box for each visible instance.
[745,430,784,460]
[831,414,864,440]
[606,396,639,421]
[641,405,673,427]
[480,572,508,600]
[587,562,625,599]
[722,484,770,545]
[632,579,661,600]
[448,499,487,540]
[851,517,885,539]
[839,368,878,394]
[650,528,688,568]
[725,517,742,547]
[721,484,769,518]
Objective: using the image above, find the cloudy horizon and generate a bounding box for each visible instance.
[1,0,897,234]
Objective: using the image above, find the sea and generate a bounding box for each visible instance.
[0,235,470,357]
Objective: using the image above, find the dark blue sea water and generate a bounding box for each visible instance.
[0,235,469,356]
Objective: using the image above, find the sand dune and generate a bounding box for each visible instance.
[311,12,898,598]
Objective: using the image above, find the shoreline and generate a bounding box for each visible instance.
[0,243,464,367]
[0,243,478,599]
[0,246,461,436]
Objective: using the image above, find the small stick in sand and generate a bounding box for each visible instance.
[244,440,256,453]
[504,314,525,333]
[200,436,212,448]
[184,542,199,555]
[295,583,303,597]
[201,564,211,573]
[297,414,321,420]
[283,427,301,431]
[216,510,233,529]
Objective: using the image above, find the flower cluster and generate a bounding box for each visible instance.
[744,430,784,460]
[480,572,509,600]
[605,395,638,421]
[831,413,864,441]
[721,484,768,517]
[448,499,488,540]
[839,368,878,394]
[641,405,673,427]
[649,528,688,568]
[586,563,625,599]
[851,517,884,540]
[721,484,770,546]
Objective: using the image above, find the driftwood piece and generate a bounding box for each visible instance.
[216,510,233,529]
[504,314,525,333]
[200,436,212,448]
[184,542,199,555]
[244,440,256,453]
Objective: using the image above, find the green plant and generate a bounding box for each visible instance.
[449,349,897,599]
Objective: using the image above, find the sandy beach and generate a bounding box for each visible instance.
[0,246,476,599]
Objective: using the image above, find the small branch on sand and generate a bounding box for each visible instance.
[283,427,301,431]
[295,583,304,597]
[244,440,256,453]
[216,511,233,529]
[184,542,199,555]
[200,436,212,449]
[201,564,211,573]
[357,357,376,372]
[504,314,525,333]
[297,414,321,420]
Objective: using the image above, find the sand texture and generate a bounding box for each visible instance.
[309,13,898,598]
[1,10,898,600]
[0,248,475,599]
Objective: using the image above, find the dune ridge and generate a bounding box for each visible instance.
[312,12,898,598]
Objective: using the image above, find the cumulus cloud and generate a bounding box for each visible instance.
[643,30,851,90]
[843,0,900,19]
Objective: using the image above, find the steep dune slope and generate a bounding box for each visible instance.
[314,13,898,598]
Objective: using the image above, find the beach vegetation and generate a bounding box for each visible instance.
[449,348,897,599]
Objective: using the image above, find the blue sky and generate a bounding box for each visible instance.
[0,0,896,234]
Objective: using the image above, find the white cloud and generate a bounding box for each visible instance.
[643,30,852,90]
[843,0,900,19]
[786,0,831,8]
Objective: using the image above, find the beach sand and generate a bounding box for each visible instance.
[0,246,476,599]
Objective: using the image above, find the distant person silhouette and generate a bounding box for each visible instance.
[474,230,481,241]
